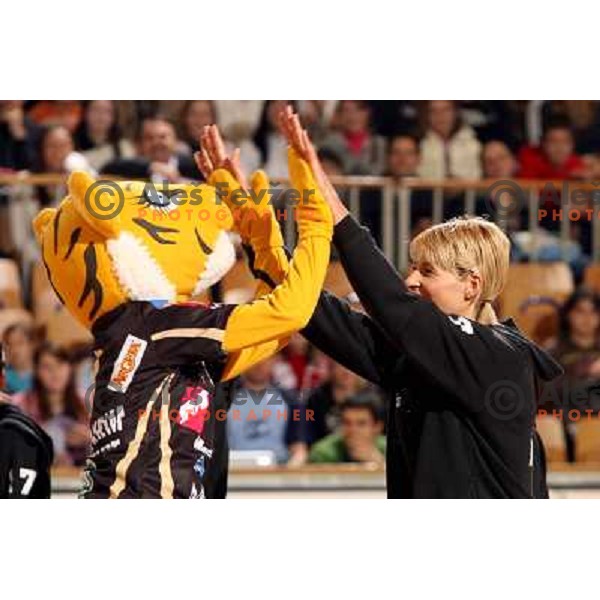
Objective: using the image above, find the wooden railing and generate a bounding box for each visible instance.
[50,463,600,498]
[3,173,598,269]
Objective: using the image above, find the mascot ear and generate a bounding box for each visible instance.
[68,171,121,238]
[33,207,56,245]
[250,169,270,196]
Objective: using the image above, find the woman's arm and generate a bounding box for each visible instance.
[199,123,397,387]
[303,290,399,386]
[220,148,332,373]
[280,108,518,408]
[332,208,524,410]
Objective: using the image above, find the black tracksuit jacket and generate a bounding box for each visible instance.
[0,403,54,498]
[302,216,563,498]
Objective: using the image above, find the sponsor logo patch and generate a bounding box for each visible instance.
[91,406,125,445]
[193,436,214,458]
[108,335,147,393]
[177,385,211,434]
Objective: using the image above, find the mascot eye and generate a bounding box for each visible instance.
[139,187,183,213]
[143,188,170,208]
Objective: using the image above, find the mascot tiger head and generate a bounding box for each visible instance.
[32,171,236,329]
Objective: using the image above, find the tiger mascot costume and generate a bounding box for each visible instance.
[32,149,332,498]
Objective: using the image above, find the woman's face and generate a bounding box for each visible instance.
[428,101,457,138]
[567,298,600,338]
[37,353,72,395]
[185,101,214,140]
[5,329,34,369]
[406,262,477,317]
[86,100,115,136]
[339,101,369,134]
[42,127,73,172]
[267,100,288,129]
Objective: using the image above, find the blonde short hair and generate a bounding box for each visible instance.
[409,216,510,324]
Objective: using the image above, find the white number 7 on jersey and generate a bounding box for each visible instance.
[18,468,37,496]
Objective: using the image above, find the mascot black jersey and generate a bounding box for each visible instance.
[32,150,333,498]
[83,301,236,499]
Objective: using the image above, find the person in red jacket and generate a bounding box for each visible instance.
[518,117,585,180]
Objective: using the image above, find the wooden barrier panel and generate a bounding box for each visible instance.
[30,262,92,347]
[574,418,600,463]
[536,415,567,464]
[499,263,574,344]
[50,463,600,498]
[583,264,600,293]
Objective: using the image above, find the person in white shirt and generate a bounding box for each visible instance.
[418,100,482,180]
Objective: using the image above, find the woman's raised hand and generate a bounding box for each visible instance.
[194,124,249,191]
[277,106,349,224]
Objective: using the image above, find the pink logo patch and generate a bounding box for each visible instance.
[177,386,211,434]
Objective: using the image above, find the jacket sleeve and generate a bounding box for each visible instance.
[0,426,51,499]
[221,171,397,387]
[239,170,291,299]
[202,169,292,381]
[303,292,397,387]
[220,149,333,377]
[222,235,330,352]
[0,427,10,497]
[333,215,515,410]
[209,168,289,300]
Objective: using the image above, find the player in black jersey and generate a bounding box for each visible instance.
[0,346,53,498]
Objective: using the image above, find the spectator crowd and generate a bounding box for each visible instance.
[3,100,600,263]
[3,100,600,468]
[5,100,600,183]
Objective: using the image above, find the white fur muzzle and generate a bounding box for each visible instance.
[106,230,236,302]
[192,230,236,296]
[106,232,177,302]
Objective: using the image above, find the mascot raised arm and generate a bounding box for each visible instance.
[32,141,332,498]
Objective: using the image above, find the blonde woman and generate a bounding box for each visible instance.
[287,108,566,498]
[254,109,562,498]
[198,114,563,498]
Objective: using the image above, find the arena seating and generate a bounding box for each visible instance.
[3,256,583,348]
[220,258,257,304]
[498,263,574,344]
[584,264,600,292]
[536,415,567,463]
[574,418,600,463]
[30,262,92,346]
